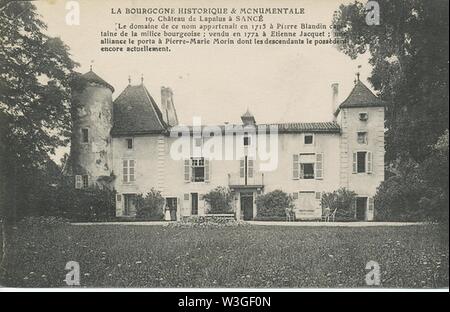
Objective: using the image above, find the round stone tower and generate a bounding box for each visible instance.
[69,69,114,188]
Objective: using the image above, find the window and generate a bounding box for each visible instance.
[81,128,89,143]
[243,135,251,146]
[126,138,133,149]
[191,157,205,182]
[123,159,135,183]
[299,153,316,179]
[357,152,366,173]
[194,137,202,147]
[300,163,315,179]
[357,132,368,144]
[82,175,89,188]
[359,112,368,121]
[304,134,314,145]
[353,151,373,174]
[75,175,82,189]
[292,154,299,179]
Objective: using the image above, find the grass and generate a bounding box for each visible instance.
[0,222,448,288]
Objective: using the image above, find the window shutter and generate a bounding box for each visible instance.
[129,160,135,182]
[367,151,373,174]
[299,163,304,179]
[123,160,128,182]
[240,159,245,178]
[205,159,210,182]
[368,197,374,212]
[315,153,323,179]
[75,175,82,189]
[315,192,321,200]
[184,159,190,182]
[248,159,254,178]
[351,198,357,218]
[352,152,357,173]
[292,154,299,179]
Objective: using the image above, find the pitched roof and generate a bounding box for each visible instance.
[81,70,115,92]
[172,121,340,135]
[267,121,341,133]
[336,80,384,114]
[241,109,254,118]
[111,84,167,136]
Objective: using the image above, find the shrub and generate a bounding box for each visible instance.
[256,190,294,217]
[168,215,246,228]
[321,188,357,221]
[53,178,116,222]
[135,188,165,220]
[203,187,233,214]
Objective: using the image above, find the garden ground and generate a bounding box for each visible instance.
[1,222,448,288]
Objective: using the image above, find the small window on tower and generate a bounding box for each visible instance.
[126,138,133,149]
[359,113,368,121]
[82,128,89,143]
[357,132,368,144]
[82,175,89,188]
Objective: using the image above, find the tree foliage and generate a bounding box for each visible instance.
[203,187,233,214]
[333,0,449,162]
[375,131,449,222]
[0,1,78,221]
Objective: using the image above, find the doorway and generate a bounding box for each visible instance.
[191,193,198,215]
[166,197,177,221]
[123,194,137,216]
[356,197,368,221]
[241,193,254,220]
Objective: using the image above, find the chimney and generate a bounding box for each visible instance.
[331,83,339,120]
[161,86,178,127]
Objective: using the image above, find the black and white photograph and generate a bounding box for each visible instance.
[0,0,448,297]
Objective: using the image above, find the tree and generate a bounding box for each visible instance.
[333,0,449,163]
[203,187,233,214]
[374,130,448,222]
[0,1,77,273]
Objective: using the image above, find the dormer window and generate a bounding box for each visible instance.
[304,134,314,145]
[359,112,368,121]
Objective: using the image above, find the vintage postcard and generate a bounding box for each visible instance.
[0,0,448,296]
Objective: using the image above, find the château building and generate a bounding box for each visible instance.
[66,69,385,221]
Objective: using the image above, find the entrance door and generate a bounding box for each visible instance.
[356,197,367,221]
[241,193,254,220]
[124,194,136,216]
[166,197,177,221]
[191,193,198,215]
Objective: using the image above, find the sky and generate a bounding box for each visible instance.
[35,0,372,125]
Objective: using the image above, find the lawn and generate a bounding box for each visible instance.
[1,222,448,288]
